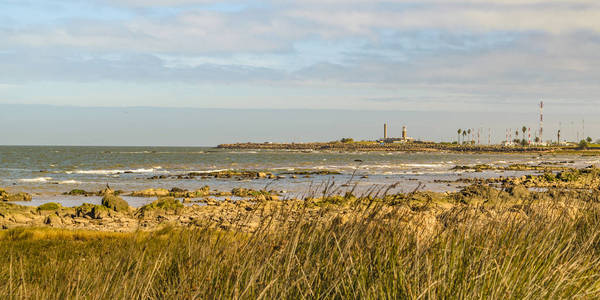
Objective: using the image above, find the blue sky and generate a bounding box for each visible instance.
[0,0,599,144]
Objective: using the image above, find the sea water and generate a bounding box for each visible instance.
[1,146,597,207]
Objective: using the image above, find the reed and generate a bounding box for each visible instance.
[0,193,599,299]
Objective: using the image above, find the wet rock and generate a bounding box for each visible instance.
[170,187,186,193]
[64,189,94,196]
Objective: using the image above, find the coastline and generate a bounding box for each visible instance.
[217,142,596,154]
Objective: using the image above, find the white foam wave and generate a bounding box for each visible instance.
[58,180,81,184]
[18,177,52,183]
[402,163,446,168]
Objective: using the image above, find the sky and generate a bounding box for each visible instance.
[0,0,599,145]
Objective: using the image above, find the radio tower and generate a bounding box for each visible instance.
[539,101,544,144]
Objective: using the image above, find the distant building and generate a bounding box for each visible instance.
[378,124,414,143]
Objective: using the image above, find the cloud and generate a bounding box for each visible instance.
[1,0,600,111]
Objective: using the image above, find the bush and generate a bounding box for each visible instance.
[340,138,354,143]
[578,139,589,150]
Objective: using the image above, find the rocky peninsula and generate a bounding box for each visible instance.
[218,141,592,153]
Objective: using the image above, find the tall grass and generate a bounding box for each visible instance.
[0,197,599,299]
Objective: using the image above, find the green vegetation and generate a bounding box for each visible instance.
[1,194,600,299]
[340,137,354,143]
[36,202,62,211]
[579,139,590,150]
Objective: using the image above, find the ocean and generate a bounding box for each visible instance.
[1,146,597,207]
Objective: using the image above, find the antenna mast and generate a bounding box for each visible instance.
[539,101,544,144]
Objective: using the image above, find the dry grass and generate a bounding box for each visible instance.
[0,194,600,299]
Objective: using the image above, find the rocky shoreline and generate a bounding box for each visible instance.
[2,165,600,233]
[217,142,575,153]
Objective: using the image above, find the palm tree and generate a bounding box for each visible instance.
[457,129,462,144]
[467,129,472,144]
[522,126,527,145]
[462,130,467,144]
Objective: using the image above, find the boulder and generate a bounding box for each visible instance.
[44,214,63,226]
[101,194,129,212]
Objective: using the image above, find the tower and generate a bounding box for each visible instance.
[539,101,544,143]
[402,126,407,140]
[384,123,388,139]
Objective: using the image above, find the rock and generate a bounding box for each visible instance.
[99,186,114,196]
[0,190,32,202]
[76,203,110,219]
[257,172,268,178]
[205,198,219,206]
[137,197,184,217]
[44,214,63,226]
[130,188,170,197]
[37,202,62,211]
[170,187,186,193]
[10,213,30,224]
[64,189,93,196]
[76,203,95,217]
[91,206,109,219]
[101,194,129,212]
[509,185,530,199]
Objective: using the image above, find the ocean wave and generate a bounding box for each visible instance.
[18,177,52,183]
[401,163,447,168]
[58,180,82,184]
[227,151,258,154]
